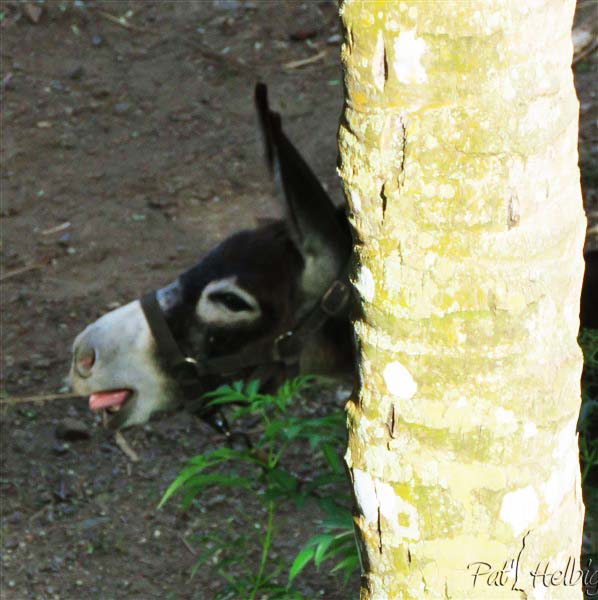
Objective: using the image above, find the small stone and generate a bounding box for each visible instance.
[50,80,65,93]
[91,34,104,47]
[114,102,131,115]
[68,65,85,80]
[58,232,71,246]
[23,2,43,24]
[91,87,110,99]
[55,417,90,441]
[52,442,70,456]
[7,511,23,524]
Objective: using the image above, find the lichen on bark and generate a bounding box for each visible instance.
[338,1,586,598]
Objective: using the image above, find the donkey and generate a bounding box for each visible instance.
[69,84,355,431]
[70,84,598,432]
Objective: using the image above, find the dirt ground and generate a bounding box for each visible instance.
[1,1,597,599]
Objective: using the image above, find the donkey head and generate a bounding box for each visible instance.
[69,84,353,430]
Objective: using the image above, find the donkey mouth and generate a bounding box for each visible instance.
[89,389,133,413]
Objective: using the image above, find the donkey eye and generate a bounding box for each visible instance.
[209,292,253,313]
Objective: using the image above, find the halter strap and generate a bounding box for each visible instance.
[140,280,351,432]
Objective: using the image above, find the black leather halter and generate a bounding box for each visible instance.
[139,280,351,434]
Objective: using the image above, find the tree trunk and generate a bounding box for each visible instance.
[338,1,586,598]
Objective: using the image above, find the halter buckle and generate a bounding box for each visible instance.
[273,331,302,363]
[320,280,350,316]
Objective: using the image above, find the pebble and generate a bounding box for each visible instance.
[7,511,23,524]
[91,34,104,47]
[58,232,71,246]
[68,65,85,80]
[50,80,65,93]
[55,417,91,441]
[52,442,70,456]
[114,102,131,115]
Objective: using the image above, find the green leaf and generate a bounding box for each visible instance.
[179,474,253,508]
[313,535,335,568]
[331,555,360,582]
[267,469,299,497]
[578,400,598,432]
[245,379,261,398]
[158,463,207,508]
[321,443,342,474]
[288,545,315,584]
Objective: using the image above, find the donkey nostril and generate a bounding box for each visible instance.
[75,347,95,378]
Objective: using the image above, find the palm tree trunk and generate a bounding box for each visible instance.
[338,1,586,597]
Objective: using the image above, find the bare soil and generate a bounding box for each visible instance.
[1,2,596,600]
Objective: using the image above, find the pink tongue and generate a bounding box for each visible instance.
[89,390,130,412]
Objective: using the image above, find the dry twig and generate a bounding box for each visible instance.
[41,221,71,236]
[0,393,78,406]
[283,50,327,70]
[179,534,197,556]
[1,262,44,282]
[573,38,598,65]
[93,9,148,33]
[115,431,140,463]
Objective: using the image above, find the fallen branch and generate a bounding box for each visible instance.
[115,431,140,463]
[0,392,79,405]
[1,262,44,282]
[188,39,256,74]
[283,50,327,70]
[41,221,71,236]
[179,534,197,556]
[93,9,148,33]
[573,38,598,66]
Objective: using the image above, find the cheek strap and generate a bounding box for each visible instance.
[139,280,351,436]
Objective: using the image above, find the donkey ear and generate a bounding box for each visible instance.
[255,83,350,297]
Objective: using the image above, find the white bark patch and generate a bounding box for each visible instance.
[542,462,576,512]
[375,479,419,540]
[502,77,516,100]
[438,184,455,199]
[356,266,375,302]
[383,361,417,400]
[553,417,577,460]
[352,469,420,541]
[494,407,517,427]
[393,30,427,84]
[353,468,378,525]
[499,485,539,535]
[493,408,518,435]
[350,189,361,212]
[542,417,578,510]
[372,31,386,91]
[523,422,538,439]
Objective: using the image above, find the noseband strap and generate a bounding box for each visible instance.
[141,292,189,368]
[140,280,351,432]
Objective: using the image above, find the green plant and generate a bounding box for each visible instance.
[159,377,358,598]
[579,328,598,485]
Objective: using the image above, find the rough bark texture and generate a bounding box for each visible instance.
[338,1,586,598]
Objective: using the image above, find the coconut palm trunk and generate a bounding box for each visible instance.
[338,1,587,597]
